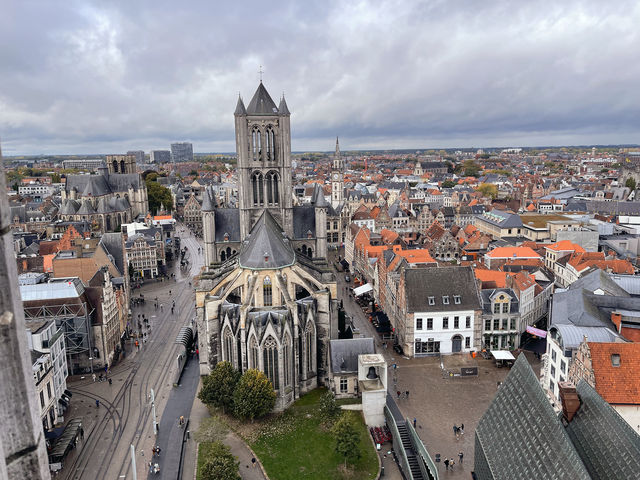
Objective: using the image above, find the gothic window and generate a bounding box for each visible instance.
[263,276,272,306]
[265,171,279,206]
[252,172,264,206]
[266,126,274,161]
[112,159,118,173]
[283,333,291,387]
[252,127,262,162]
[305,322,315,374]
[263,336,279,389]
[250,336,259,369]
[223,327,234,367]
[120,160,125,172]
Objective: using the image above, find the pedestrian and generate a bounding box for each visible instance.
[149,461,153,474]
[458,451,464,463]
[108,378,112,386]
[397,390,401,400]
[152,446,156,456]
[92,373,96,382]
[251,457,256,468]
[96,399,100,408]
[450,458,455,469]
[453,424,458,436]
[406,390,410,400]
[460,423,464,434]
[444,458,449,470]
[413,418,417,428]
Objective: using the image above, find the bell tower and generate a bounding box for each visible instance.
[331,137,344,209]
[235,82,293,239]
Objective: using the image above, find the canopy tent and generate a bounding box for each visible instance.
[48,418,83,463]
[353,283,373,296]
[490,350,516,361]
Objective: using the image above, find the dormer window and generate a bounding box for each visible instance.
[428,296,435,305]
[443,296,450,305]
[454,295,461,304]
[611,354,621,367]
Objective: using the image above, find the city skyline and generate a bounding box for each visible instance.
[2,0,640,155]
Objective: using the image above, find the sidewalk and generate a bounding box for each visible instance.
[182,381,267,480]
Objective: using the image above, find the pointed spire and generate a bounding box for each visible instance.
[247,83,278,115]
[335,136,340,156]
[278,94,290,116]
[234,94,247,115]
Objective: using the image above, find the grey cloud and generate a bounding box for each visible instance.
[1,0,639,154]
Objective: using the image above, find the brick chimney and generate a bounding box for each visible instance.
[611,312,622,334]
[558,381,581,422]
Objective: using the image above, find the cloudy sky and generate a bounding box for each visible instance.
[2,0,640,155]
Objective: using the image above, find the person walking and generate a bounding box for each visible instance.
[453,424,458,437]
[458,451,464,463]
[460,423,465,434]
[444,458,449,470]
[95,399,100,408]
[405,390,410,400]
[251,457,256,468]
[397,390,401,400]
[92,373,96,382]
[413,418,417,428]
[450,458,455,470]
[149,461,153,474]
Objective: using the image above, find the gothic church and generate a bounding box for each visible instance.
[196,82,337,411]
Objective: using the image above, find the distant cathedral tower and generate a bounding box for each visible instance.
[331,137,344,209]
[234,82,293,240]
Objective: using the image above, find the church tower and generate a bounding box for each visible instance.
[235,82,293,240]
[331,137,344,209]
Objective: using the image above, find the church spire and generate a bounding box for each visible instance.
[278,94,290,116]
[335,136,340,156]
[234,94,247,115]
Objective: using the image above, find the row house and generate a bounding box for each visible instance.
[183,193,203,236]
[480,288,521,350]
[396,266,482,357]
[474,209,523,239]
[422,221,460,260]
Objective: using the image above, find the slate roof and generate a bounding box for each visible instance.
[480,288,520,314]
[246,82,279,115]
[474,355,592,480]
[238,210,295,269]
[330,338,375,374]
[404,266,480,313]
[214,209,240,241]
[565,381,640,479]
[479,209,523,228]
[292,206,316,239]
[201,186,216,211]
[100,233,125,275]
[234,96,247,115]
[65,171,142,197]
[310,184,329,207]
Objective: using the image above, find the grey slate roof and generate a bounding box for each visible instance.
[238,210,295,269]
[480,288,520,314]
[479,209,523,228]
[246,82,279,115]
[310,184,329,207]
[278,95,290,115]
[234,96,247,115]
[292,206,316,239]
[474,355,591,480]
[214,208,240,242]
[201,186,216,211]
[330,338,375,374]
[100,233,125,275]
[404,266,480,313]
[566,381,640,480]
[65,171,142,197]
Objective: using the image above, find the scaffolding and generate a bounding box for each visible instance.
[24,302,95,374]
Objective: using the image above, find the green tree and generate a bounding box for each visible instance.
[189,169,199,177]
[232,369,276,421]
[198,361,240,413]
[626,178,636,191]
[200,442,240,480]
[319,390,340,422]
[463,160,480,177]
[441,180,457,188]
[146,180,172,214]
[50,173,62,183]
[332,413,361,466]
[477,183,498,199]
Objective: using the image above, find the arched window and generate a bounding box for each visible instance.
[265,171,279,206]
[120,160,126,172]
[263,276,272,306]
[252,127,262,162]
[266,172,273,204]
[305,322,315,374]
[220,250,226,261]
[250,336,259,369]
[283,333,291,387]
[263,336,279,389]
[223,327,234,367]
[252,172,264,206]
[265,126,276,161]
[112,159,118,172]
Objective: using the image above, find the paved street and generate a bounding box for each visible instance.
[58,226,203,480]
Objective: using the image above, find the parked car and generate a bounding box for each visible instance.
[345,275,351,282]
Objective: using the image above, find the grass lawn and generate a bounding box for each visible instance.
[248,388,378,480]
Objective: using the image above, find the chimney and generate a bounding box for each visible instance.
[611,312,622,333]
[558,381,581,422]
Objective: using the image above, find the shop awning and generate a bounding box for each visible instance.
[526,325,547,338]
[353,283,373,296]
[490,350,515,361]
[49,418,82,463]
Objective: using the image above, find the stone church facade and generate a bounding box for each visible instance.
[196,82,337,411]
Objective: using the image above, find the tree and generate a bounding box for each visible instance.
[626,178,636,191]
[198,361,240,413]
[463,160,480,177]
[332,413,361,466]
[146,180,173,214]
[232,369,276,421]
[441,180,457,189]
[50,173,61,183]
[200,442,240,480]
[477,183,498,199]
[319,390,340,422]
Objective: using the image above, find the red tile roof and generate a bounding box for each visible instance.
[486,246,541,259]
[588,342,640,405]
